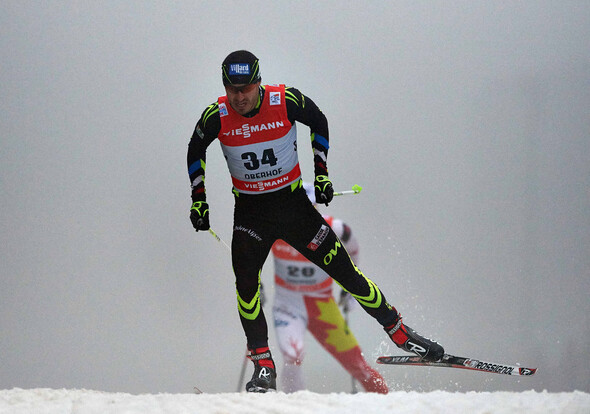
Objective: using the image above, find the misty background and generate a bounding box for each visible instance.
[1,1,588,394]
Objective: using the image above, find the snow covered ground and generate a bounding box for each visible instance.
[1,388,589,414]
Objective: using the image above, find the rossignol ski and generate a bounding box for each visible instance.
[377,354,537,376]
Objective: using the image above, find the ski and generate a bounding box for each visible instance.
[376,354,537,376]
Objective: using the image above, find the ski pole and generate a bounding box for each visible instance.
[340,292,358,394]
[208,184,361,250]
[206,228,251,392]
[333,184,362,197]
[206,228,250,391]
[344,306,358,394]
[208,228,231,252]
[236,349,249,392]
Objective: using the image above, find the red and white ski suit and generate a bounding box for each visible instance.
[271,216,388,393]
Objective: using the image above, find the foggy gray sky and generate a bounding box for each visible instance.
[1,1,589,394]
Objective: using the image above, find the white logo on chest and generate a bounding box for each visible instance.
[223,121,285,139]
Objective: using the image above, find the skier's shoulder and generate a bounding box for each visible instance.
[323,215,340,231]
[200,101,221,125]
[323,216,353,241]
[259,84,303,105]
[197,101,222,137]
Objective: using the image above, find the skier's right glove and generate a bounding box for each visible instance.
[314,175,334,206]
[190,201,210,231]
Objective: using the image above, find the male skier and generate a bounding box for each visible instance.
[187,50,444,392]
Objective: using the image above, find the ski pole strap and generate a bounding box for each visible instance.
[248,351,272,361]
[386,317,403,336]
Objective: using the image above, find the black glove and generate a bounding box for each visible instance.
[190,201,210,231]
[314,175,334,206]
[339,289,356,313]
[259,282,266,307]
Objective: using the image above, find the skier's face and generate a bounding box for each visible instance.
[225,82,260,115]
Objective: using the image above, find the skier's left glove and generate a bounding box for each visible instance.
[190,201,210,231]
[339,289,357,313]
[314,175,334,206]
[259,282,266,307]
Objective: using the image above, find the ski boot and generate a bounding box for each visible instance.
[245,347,277,393]
[385,315,444,362]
